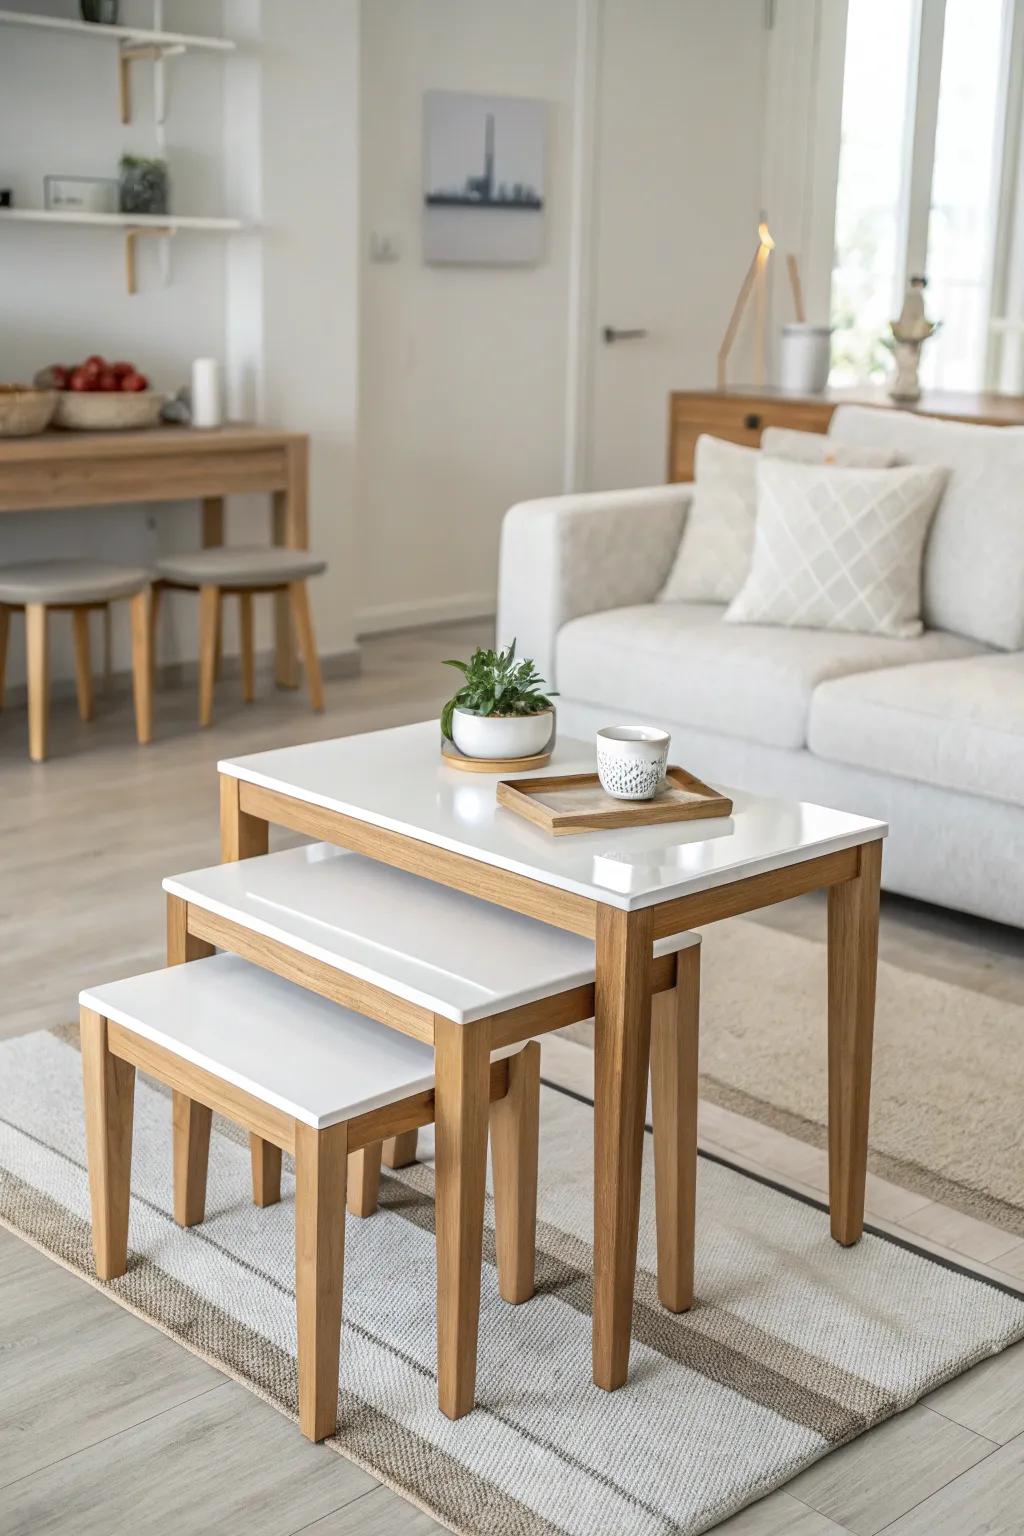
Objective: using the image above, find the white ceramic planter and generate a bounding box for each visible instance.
[450,708,553,760]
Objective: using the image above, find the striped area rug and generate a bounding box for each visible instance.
[2,1025,1023,1536]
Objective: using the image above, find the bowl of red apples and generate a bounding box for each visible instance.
[36,356,165,431]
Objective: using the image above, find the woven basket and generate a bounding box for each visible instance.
[0,386,58,437]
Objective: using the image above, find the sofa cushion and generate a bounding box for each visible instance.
[809,653,1024,808]
[724,458,946,639]
[659,432,902,607]
[828,405,1024,650]
[555,601,984,751]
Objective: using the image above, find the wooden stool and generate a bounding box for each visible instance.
[80,953,539,1442]
[153,547,326,726]
[0,559,152,762]
[165,841,703,1396]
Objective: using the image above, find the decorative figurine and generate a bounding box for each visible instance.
[889,276,938,402]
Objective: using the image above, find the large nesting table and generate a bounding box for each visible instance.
[214,721,886,1397]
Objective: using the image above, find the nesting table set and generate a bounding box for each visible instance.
[80,719,886,1440]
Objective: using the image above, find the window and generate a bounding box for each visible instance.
[830,0,917,385]
[830,0,1014,390]
[923,0,1007,387]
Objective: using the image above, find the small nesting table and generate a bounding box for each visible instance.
[216,721,886,1394]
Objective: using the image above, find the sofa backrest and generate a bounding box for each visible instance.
[829,405,1024,650]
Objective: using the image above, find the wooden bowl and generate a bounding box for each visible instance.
[0,385,58,437]
[53,391,165,431]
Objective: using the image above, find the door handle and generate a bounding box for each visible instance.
[602,326,648,344]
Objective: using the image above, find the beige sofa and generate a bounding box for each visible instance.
[497,406,1024,929]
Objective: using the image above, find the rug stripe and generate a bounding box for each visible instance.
[0,1165,571,1536]
[379,1163,889,1445]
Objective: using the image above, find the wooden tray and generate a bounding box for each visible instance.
[496,765,733,836]
[441,738,553,774]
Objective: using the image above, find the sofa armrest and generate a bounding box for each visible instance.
[496,483,691,685]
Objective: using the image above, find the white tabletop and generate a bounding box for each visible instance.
[81,954,468,1129]
[220,722,887,912]
[166,844,698,1024]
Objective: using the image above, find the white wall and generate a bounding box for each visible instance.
[248,0,361,663]
[357,0,579,634]
[357,0,777,630]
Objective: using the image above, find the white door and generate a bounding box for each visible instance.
[584,0,769,489]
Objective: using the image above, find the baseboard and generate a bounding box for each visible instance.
[355,593,495,637]
[1,645,362,708]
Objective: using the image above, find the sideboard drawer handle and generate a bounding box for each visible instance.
[744,412,762,430]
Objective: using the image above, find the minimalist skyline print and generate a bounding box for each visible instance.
[423,90,547,264]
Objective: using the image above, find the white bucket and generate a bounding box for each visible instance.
[778,324,832,394]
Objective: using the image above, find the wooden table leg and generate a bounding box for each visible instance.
[218,776,281,1198]
[0,604,8,710]
[81,1007,135,1281]
[173,1091,212,1227]
[295,1120,347,1442]
[272,439,308,691]
[129,590,152,745]
[650,944,699,1312]
[251,1133,283,1207]
[25,602,48,763]
[71,607,93,722]
[490,1040,540,1305]
[201,496,224,549]
[346,1144,383,1217]
[198,586,220,728]
[433,1014,490,1419]
[219,775,270,863]
[593,905,654,1391]
[382,1130,418,1168]
[827,840,882,1246]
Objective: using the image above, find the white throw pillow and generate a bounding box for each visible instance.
[761,426,898,467]
[658,436,758,603]
[659,432,899,605]
[724,458,948,639]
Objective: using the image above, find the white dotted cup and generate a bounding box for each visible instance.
[596,725,671,801]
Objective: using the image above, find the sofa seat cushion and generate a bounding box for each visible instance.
[555,602,984,751]
[809,653,1024,808]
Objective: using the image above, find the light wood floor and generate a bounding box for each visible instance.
[2,620,1023,1536]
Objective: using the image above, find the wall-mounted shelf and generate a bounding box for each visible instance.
[0,7,235,125]
[0,8,234,52]
[0,208,250,294]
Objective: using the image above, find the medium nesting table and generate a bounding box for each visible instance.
[216,721,886,1396]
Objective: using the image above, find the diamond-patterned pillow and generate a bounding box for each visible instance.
[724,458,948,639]
[659,433,902,606]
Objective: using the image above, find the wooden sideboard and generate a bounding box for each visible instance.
[666,386,1024,482]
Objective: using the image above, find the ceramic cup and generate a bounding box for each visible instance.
[596,725,670,800]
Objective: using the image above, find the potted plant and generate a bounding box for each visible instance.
[441,640,556,759]
[119,155,170,216]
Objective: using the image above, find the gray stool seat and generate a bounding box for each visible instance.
[156,546,326,589]
[0,559,151,607]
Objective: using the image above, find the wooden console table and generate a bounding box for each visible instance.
[0,425,309,686]
[667,385,1024,481]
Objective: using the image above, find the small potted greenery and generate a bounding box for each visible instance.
[441,640,556,760]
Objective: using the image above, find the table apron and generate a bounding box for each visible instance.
[0,446,291,513]
[648,845,862,938]
[183,895,680,1053]
[235,779,598,937]
[235,778,865,944]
